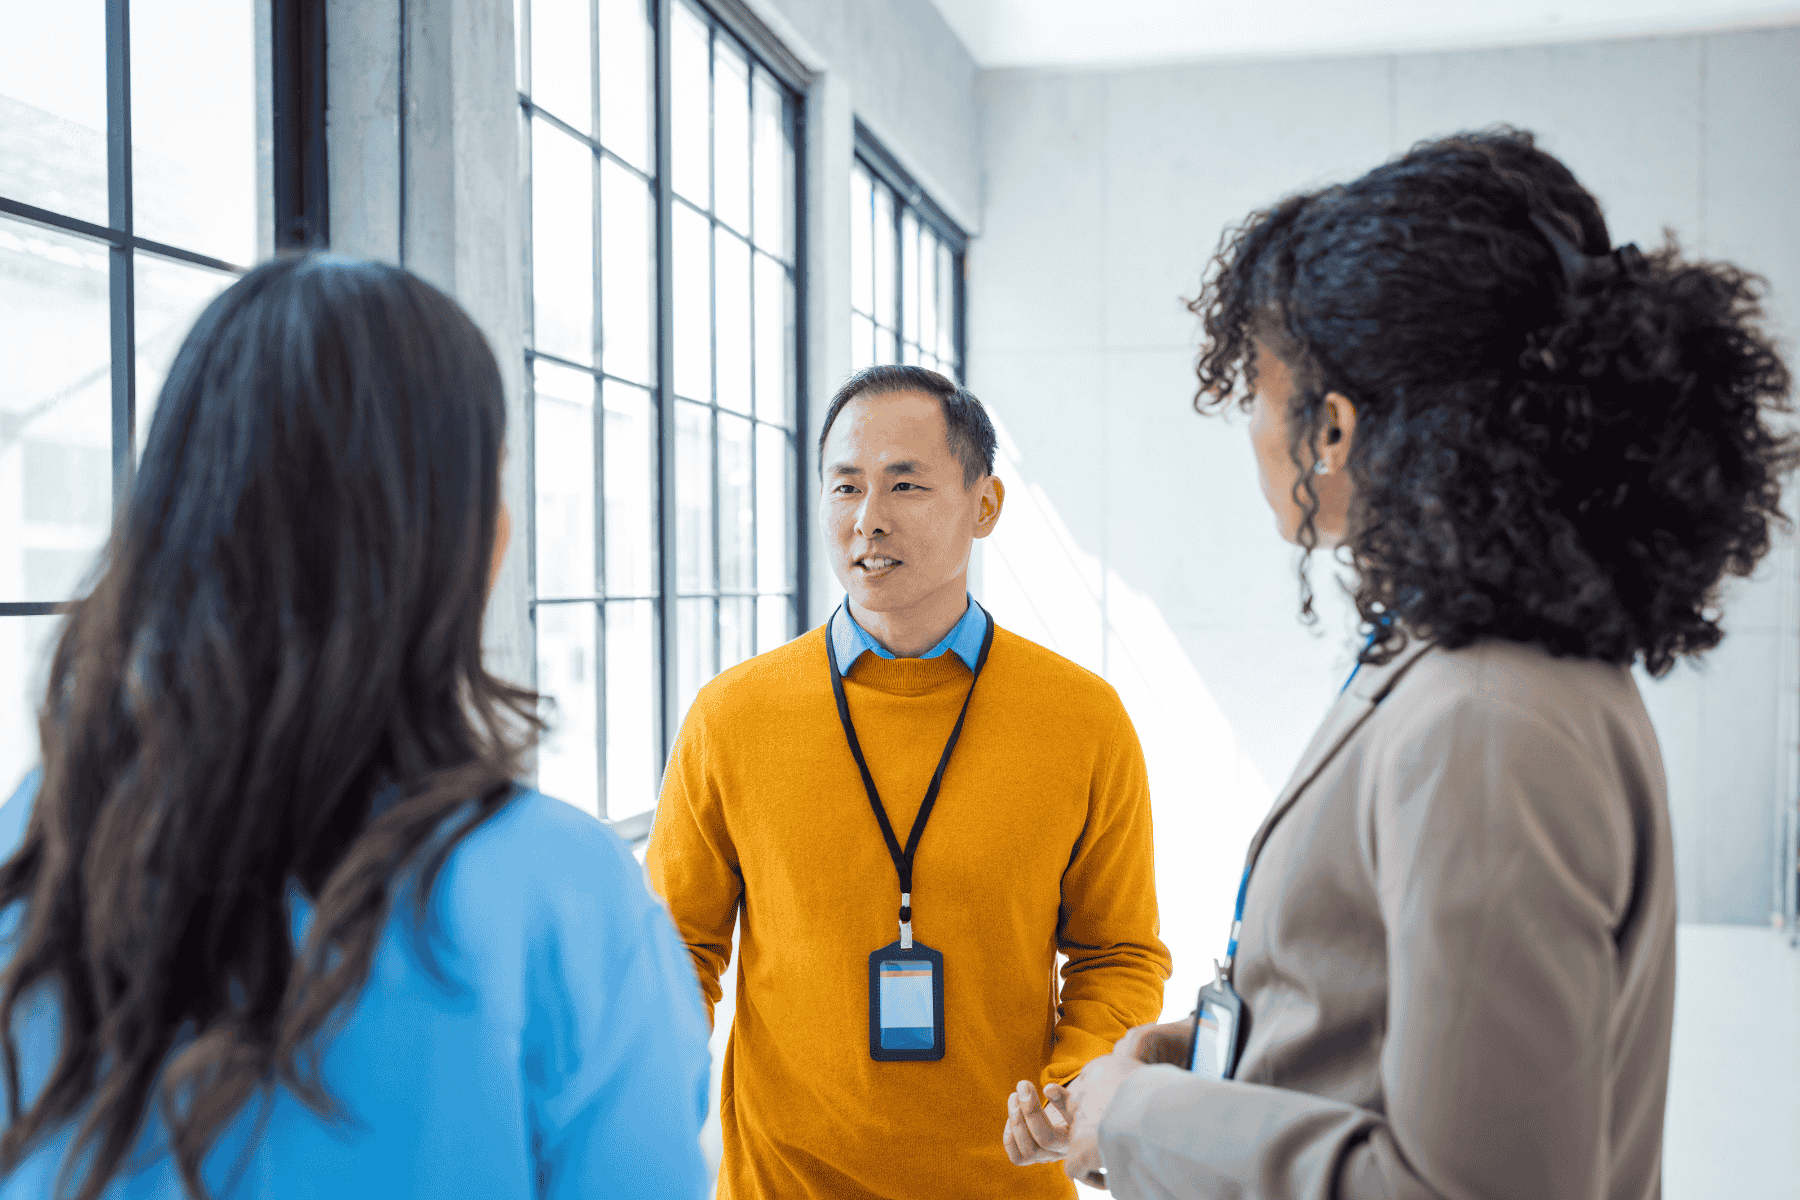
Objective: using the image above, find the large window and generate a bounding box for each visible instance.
[517,0,804,834]
[0,2,283,797]
[849,127,966,380]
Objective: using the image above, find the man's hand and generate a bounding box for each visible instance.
[1061,1046,1151,1190]
[1002,1079,1072,1165]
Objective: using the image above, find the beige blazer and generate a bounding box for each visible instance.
[1099,638,1676,1200]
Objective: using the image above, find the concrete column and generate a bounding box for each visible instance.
[326,0,534,701]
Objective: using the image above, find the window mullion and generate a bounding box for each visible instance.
[653,0,680,773]
[106,0,136,506]
[589,0,608,819]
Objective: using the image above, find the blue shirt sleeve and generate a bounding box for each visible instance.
[519,813,712,1200]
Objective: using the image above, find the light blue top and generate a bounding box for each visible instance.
[0,770,710,1200]
[829,596,990,674]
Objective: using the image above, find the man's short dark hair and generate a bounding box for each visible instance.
[817,365,997,488]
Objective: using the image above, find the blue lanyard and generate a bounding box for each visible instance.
[1224,627,1382,973]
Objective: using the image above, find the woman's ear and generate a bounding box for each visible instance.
[1317,393,1358,469]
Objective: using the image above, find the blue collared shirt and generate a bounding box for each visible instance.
[830,597,989,674]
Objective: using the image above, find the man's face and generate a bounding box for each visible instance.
[820,391,1001,616]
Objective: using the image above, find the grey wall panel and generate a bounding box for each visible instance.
[971,27,1800,926]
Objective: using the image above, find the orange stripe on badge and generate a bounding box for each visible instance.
[882,968,932,977]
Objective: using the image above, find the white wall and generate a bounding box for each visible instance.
[968,25,1800,985]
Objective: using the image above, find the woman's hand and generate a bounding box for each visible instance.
[1112,1018,1193,1067]
[1003,1079,1073,1165]
[1061,1046,1153,1190]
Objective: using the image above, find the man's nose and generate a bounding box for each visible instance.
[854,490,890,539]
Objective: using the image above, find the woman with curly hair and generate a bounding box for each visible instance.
[1002,129,1794,1196]
[0,255,711,1199]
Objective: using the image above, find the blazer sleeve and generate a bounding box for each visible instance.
[1046,702,1172,1089]
[643,703,743,1026]
[1098,692,1634,1200]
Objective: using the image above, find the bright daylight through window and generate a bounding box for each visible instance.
[518,0,803,832]
[0,1,255,799]
[849,137,964,380]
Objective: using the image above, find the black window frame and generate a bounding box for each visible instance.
[851,119,968,381]
[0,0,326,622]
[516,0,812,841]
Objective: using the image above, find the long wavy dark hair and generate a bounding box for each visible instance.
[0,254,541,1198]
[1191,127,1796,675]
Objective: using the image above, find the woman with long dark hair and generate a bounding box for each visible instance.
[1004,129,1794,1196]
[0,254,710,1199]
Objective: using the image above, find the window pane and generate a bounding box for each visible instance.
[719,595,753,673]
[751,71,792,259]
[902,340,921,367]
[598,0,652,172]
[850,165,873,316]
[672,202,710,401]
[757,594,791,655]
[536,601,600,818]
[532,120,595,364]
[670,2,710,208]
[718,412,752,591]
[605,598,657,820]
[533,360,597,598]
[0,7,107,224]
[0,616,60,799]
[135,252,234,460]
[851,311,874,374]
[901,209,920,349]
[872,183,895,329]
[756,424,792,594]
[0,218,110,603]
[602,380,655,597]
[675,400,712,594]
[937,241,956,368]
[715,230,751,414]
[676,596,715,726]
[712,37,750,236]
[600,158,654,385]
[131,0,257,265]
[920,233,940,362]
[529,0,592,135]
[753,253,792,427]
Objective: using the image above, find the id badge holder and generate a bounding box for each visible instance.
[1187,960,1247,1079]
[868,941,945,1061]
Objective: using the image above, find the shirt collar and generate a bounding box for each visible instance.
[831,597,989,674]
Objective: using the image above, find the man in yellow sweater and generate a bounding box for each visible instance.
[646,364,1170,1199]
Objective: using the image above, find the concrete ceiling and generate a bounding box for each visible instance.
[926,0,1800,68]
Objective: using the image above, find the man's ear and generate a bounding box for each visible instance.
[974,477,1005,539]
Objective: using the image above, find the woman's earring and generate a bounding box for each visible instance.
[1314,461,1330,475]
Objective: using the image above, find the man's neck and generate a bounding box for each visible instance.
[849,585,971,659]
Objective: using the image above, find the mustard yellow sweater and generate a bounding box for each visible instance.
[645,623,1170,1200]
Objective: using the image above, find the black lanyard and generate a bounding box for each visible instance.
[828,603,996,937]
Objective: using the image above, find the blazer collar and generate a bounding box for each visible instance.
[1243,637,1436,866]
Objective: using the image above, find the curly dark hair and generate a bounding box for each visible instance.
[1189,127,1796,676]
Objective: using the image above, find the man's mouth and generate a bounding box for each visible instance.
[855,555,902,574]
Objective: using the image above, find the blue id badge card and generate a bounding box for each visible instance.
[1187,964,1247,1079]
[868,941,945,1061]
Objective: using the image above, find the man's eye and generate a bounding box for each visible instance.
[833,484,858,494]
[893,482,918,491]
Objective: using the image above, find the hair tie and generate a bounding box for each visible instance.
[1527,211,1639,288]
